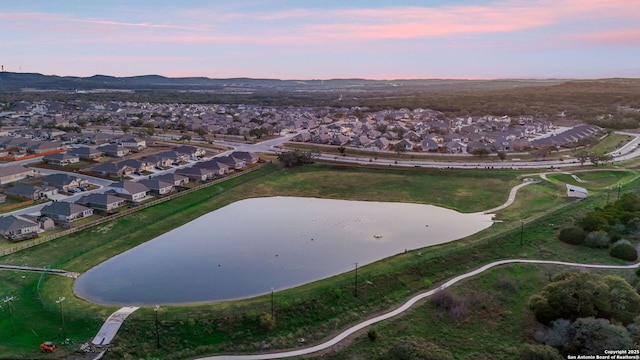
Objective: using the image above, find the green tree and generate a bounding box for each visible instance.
[386,337,453,360]
[558,226,585,245]
[497,151,507,161]
[393,142,408,155]
[120,124,131,134]
[471,147,491,157]
[575,150,589,166]
[530,272,640,325]
[610,240,638,262]
[544,317,635,356]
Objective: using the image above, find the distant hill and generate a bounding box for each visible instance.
[0,71,572,93]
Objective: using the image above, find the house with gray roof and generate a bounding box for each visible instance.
[40,202,93,223]
[138,179,174,196]
[4,183,57,200]
[175,166,217,182]
[91,162,134,178]
[75,193,126,212]
[0,215,39,241]
[42,152,79,166]
[0,165,34,185]
[174,145,206,158]
[67,146,103,160]
[97,144,130,157]
[193,160,229,176]
[110,180,149,202]
[42,173,89,192]
[154,173,189,186]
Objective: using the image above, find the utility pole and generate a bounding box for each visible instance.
[56,297,66,340]
[154,305,160,348]
[270,288,274,318]
[520,219,524,245]
[618,183,622,200]
[3,296,16,336]
[354,262,359,298]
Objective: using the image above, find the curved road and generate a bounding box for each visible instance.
[196,259,640,360]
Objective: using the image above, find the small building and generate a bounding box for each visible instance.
[566,184,588,199]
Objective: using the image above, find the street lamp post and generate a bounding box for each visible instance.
[520,219,524,245]
[56,297,66,341]
[154,305,160,348]
[3,296,16,336]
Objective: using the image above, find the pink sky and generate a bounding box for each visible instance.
[1,0,638,79]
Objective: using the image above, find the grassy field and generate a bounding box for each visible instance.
[0,163,637,359]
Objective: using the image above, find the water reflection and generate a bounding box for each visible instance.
[74,197,494,305]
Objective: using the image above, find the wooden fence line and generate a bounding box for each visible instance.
[0,164,266,258]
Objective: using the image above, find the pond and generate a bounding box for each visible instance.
[74,197,494,305]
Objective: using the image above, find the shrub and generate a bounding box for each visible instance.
[367,328,378,342]
[519,343,563,360]
[558,227,585,245]
[386,337,453,360]
[610,240,638,261]
[259,313,276,332]
[584,230,609,248]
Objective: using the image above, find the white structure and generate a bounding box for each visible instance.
[566,184,588,198]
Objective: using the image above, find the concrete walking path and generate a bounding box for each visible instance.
[196,259,640,360]
[0,264,79,278]
[483,179,538,214]
[91,306,139,347]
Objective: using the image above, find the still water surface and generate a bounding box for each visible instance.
[74,197,494,305]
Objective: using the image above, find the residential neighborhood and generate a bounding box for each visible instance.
[0,100,604,158]
[0,98,608,243]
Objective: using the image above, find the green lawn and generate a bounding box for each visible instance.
[0,162,637,359]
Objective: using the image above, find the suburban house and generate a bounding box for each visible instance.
[67,146,103,160]
[110,180,150,202]
[27,140,66,154]
[42,152,80,166]
[174,145,206,158]
[97,144,130,157]
[0,215,39,241]
[0,165,34,185]
[75,193,126,212]
[138,178,174,195]
[230,151,260,164]
[118,136,147,151]
[42,173,89,192]
[119,158,155,173]
[40,202,94,223]
[141,154,173,168]
[91,162,135,178]
[215,155,246,170]
[4,183,58,200]
[154,173,189,186]
[175,166,217,181]
[193,160,229,176]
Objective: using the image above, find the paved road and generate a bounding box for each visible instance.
[196,258,640,360]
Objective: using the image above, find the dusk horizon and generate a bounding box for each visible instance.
[2,1,639,80]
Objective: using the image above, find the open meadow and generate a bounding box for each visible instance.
[0,162,638,359]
